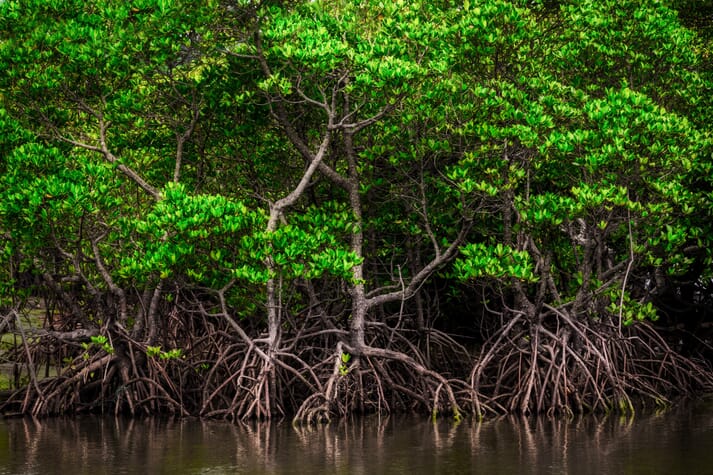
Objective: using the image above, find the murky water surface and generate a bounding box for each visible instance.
[2,402,713,474]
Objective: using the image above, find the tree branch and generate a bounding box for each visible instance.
[97,116,161,200]
[366,222,471,309]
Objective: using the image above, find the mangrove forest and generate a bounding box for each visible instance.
[1,0,713,422]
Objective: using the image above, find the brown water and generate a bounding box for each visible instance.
[2,402,713,474]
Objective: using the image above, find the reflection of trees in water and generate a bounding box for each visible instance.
[3,417,247,474]
[461,408,713,475]
[3,407,713,474]
[292,409,713,475]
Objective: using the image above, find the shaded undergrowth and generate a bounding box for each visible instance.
[2,299,712,422]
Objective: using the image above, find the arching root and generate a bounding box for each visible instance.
[470,307,713,417]
[294,336,467,424]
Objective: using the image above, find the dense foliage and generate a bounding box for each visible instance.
[1,0,712,420]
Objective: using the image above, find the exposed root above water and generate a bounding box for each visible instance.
[469,306,713,418]
[2,303,713,421]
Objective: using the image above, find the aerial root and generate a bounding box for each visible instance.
[293,336,468,424]
[470,309,713,417]
[4,302,713,420]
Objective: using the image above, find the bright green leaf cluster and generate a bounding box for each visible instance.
[454,243,537,282]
